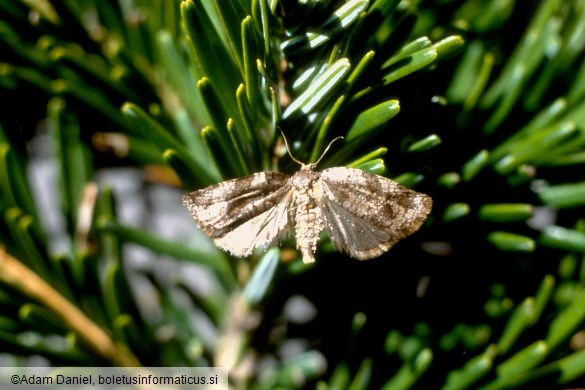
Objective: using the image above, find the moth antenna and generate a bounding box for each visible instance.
[279,129,343,166]
[314,136,344,165]
[279,129,305,166]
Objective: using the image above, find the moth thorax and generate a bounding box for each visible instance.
[291,169,319,190]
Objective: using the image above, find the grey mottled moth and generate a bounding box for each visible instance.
[183,136,432,263]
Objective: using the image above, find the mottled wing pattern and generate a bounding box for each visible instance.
[317,167,432,260]
[182,172,294,257]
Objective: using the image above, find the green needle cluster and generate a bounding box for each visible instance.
[1,1,585,389]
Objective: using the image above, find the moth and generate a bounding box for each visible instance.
[183,136,432,263]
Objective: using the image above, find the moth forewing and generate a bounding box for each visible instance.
[182,171,295,256]
[316,167,432,260]
[212,189,295,257]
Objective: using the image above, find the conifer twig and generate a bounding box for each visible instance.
[0,247,140,367]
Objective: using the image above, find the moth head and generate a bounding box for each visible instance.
[280,130,344,171]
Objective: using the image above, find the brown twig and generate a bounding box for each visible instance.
[0,246,140,366]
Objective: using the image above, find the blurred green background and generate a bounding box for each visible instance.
[1,0,585,389]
